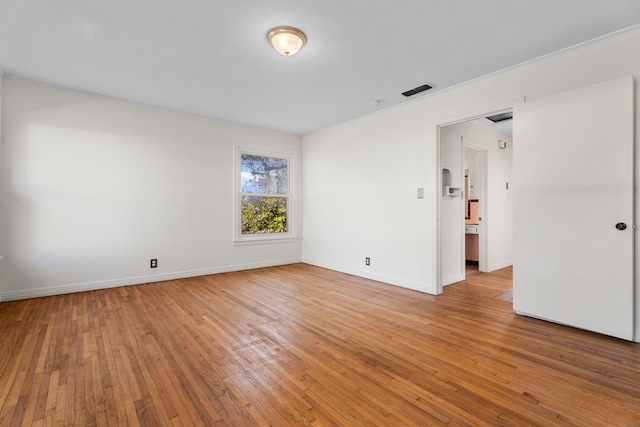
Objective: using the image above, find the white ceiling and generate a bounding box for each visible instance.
[1,1,640,135]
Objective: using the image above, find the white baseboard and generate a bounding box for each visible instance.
[442,274,464,286]
[487,260,513,272]
[302,258,436,295]
[0,258,301,302]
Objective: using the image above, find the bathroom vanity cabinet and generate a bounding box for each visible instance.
[465,199,480,263]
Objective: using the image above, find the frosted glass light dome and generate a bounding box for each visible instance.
[267,27,307,56]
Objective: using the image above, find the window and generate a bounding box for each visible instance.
[234,147,295,243]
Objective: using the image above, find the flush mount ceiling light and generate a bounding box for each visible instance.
[267,26,307,56]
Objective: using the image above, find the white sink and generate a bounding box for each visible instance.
[465,225,479,234]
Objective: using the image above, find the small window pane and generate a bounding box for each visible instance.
[241,196,288,234]
[241,154,288,194]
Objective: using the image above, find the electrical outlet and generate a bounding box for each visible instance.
[365,257,370,266]
[150,258,157,268]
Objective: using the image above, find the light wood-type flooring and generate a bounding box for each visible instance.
[1,264,639,426]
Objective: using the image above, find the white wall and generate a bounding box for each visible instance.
[0,76,4,269]
[439,128,464,285]
[302,27,640,341]
[0,79,303,301]
[302,107,433,291]
[464,145,482,200]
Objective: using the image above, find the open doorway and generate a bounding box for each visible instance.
[438,112,513,289]
[463,143,487,276]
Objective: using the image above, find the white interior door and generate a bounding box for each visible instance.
[513,76,634,341]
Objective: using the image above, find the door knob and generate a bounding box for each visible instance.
[615,222,627,231]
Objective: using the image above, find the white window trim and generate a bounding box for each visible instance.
[233,144,297,245]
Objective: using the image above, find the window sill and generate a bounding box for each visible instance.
[233,236,298,246]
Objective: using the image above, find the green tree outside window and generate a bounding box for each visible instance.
[240,154,289,234]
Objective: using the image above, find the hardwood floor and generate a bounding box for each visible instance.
[1,264,639,426]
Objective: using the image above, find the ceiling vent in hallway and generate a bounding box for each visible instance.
[402,84,433,97]
[486,112,513,123]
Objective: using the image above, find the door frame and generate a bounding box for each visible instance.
[435,104,515,295]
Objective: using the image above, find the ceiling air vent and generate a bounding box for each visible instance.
[402,84,433,97]
[486,112,513,123]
